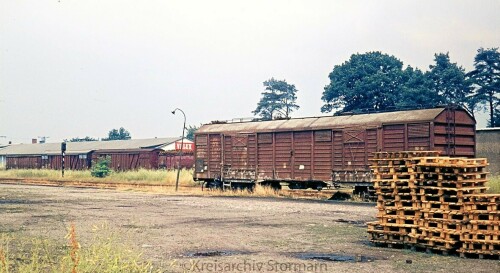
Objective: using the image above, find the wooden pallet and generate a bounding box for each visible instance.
[371,151,441,160]
[418,187,488,197]
[372,167,414,175]
[421,210,467,221]
[461,242,500,252]
[414,227,461,241]
[368,226,417,236]
[457,250,500,260]
[377,200,421,210]
[466,212,500,222]
[418,219,462,231]
[377,208,420,218]
[418,157,488,167]
[416,179,488,189]
[368,232,408,242]
[464,203,500,212]
[461,233,500,242]
[420,201,463,211]
[466,194,500,203]
[378,194,419,202]
[417,172,489,180]
[373,179,417,188]
[407,236,459,250]
[378,216,420,226]
[462,221,500,232]
[376,187,417,196]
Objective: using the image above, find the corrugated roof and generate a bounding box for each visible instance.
[196,108,447,134]
[0,137,182,156]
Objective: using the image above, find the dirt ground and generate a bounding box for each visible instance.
[0,183,498,273]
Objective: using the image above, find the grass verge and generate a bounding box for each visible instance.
[0,168,196,187]
[487,175,500,194]
[0,223,156,273]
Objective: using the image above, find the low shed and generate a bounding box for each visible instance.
[0,137,194,171]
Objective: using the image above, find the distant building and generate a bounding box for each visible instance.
[476,128,500,175]
[0,137,194,171]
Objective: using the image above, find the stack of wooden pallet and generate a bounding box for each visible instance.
[460,194,500,258]
[412,157,489,255]
[368,152,499,259]
[367,151,440,246]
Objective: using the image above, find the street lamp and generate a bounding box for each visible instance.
[171,108,186,192]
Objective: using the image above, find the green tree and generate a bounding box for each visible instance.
[467,47,500,127]
[490,111,500,127]
[321,52,411,113]
[399,66,442,108]
[103,127,131,141]
[426,53,471,107]
[66,136,98,142]
[253,78,299,120]
[186,125,200,141]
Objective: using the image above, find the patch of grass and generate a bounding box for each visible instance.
[487,175,500,194]
[0,168,196,186]
[0,223,158,273]
[201,184,283,198]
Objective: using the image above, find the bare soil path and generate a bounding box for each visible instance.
[0,183,498,272]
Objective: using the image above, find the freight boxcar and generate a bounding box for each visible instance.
[193,107,476,192]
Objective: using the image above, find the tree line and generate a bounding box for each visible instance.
[254,48,499,127]
[66,127,131,142]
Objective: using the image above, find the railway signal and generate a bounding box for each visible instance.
[61,142,66,177]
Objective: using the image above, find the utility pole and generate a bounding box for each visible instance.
[171,108,186,192]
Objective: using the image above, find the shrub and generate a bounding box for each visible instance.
[90,157,112,178]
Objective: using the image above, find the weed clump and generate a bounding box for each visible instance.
[90,157,112,178]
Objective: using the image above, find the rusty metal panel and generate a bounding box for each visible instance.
[383,124,405,151]
[208,135,222,176]
[197,108,447,134]
[274,132,292,180]
[408,123,431,151]
[366,129,378,161]
[6,156,42,169]
[258,133,273,144]
[257,133,273,180]
[231,136,248,169]
[223,135,232,168]
[50,155,89,170]
[293,131,312,180]
[196,134,208,145]
[314,130,332,142]
[159,153,194,169]
[247,134,257,170]
[332,131,343,169]
[342,129,366,169]
[312,130,333,181]
[195,134,208,163]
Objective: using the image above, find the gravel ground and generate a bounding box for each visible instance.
[0,183,498,273]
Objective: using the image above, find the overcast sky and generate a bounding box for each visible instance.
[1,0,499,144]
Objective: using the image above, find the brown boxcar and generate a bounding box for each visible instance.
[92,149,161,171]
[193,107,476,190]
[158,151,195,169]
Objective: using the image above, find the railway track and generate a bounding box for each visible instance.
[0,178,361,201]
[0,178,196,191]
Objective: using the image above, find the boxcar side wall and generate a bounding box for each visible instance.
[432,109,476,157]
[193,109,476,186]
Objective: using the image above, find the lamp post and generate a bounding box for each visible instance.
[171,108,186,192]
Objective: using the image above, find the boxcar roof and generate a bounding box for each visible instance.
[0,137,181,156]
[196,108,453,134]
